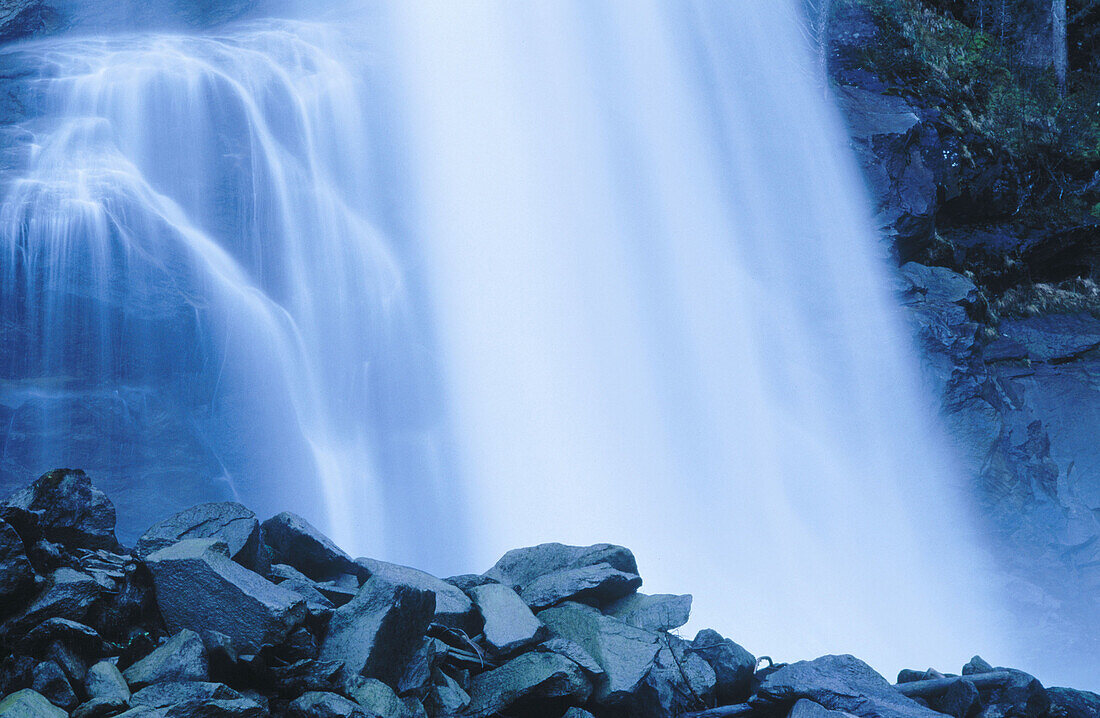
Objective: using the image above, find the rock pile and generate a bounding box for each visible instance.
[0,469,1097,718]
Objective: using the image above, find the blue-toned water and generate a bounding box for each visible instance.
[0,0,1013,677]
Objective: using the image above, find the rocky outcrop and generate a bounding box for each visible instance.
[0,470,1092,718]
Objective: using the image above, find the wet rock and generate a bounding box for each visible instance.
[123,630,209,689]
[2,567,102,637]
[538,601,660,704]
[935,677,980,718]
[31,660,78,710]
[0,688,69,718]
[757,654,943,718]
[356,557,477,632]
[144,538,306,651]
[289,691,366,718]
[135,502,265,572]
[318,575,435,685]
[604,592,691,633]
[2,469,119,550]
[485,543,642,610]
[0,519,34,609]
[690,628,756,704]
[261,512,360,582]
[467,582,544,656]
[464,651,592,718]
[1047,687,1100,718]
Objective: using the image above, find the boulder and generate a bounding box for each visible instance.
[690,628,756,704]
[0,689,69,718]
[978,667,1049,718]
[0,519,34,609]
[1047,687,1100,718]
[318,575,435,685]
[31,660,77,710]
[538,601,660,704]
[632,634,716,718]
[164,698,263,718]
[757,655,944,718]
[484,543,641,609]
[122,630,209,689]
[467,582,545,656]
[19,618,105,681]
[425,670,470,715]
[72,694,131,718]
[935,677,980,718]
[343,677,404,717]
[279,578,336,616]
[537,637,605,679]
[289,691,366,718]
[444,574,495,592]
[789,698,856,718]
[2,567,102,637]
[130,682,240,710]
[144,538,306,651]
[356,557,477,632]
[261,512,360,582]
[2,469,119,550]
[962,656,994,675]
[604,593,692,633]
[464,651,592,718]
[135,502,264,571]
[85,661,131,702]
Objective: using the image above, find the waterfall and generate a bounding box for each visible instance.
[0,0,1013,676]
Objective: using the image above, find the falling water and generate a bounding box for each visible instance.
[0,0,1015,677]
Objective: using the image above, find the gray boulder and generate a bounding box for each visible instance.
[537,637,605,679]
[424,670,470,716]
[467,582,545,656]
[632,635,716,718]
[261,512,360,582]
[538,601,660,704]
[2,567,102,637]
[130,682,240,710]
[1048,687,1100,718]
[464,651,592,718]
[690,628,756,704]
[356,557,477,632]
[72,695,132,718]
[0,689,69,718]
[85,661,131,702]
[936,677,980,718]
[123,630,209,689]
[0,519,34,608]
[135,502,264,572]
[604,593,691,632]
[484,543,641,609]
[342,677,403,717]
[289,691,366,718]
[164,698,262,717]
[318,575,435,685]
[144,538,306,651]
[2,469,119,550]
[31,660,78,710]
[757,654,944,718]
[789,699,857,718]
[19,618,105,682]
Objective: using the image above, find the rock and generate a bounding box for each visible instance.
[444,574,495,592]
[85,661,131,703]
[123,630,209,689]
[261,512,360,582]
[356,557,477,632]
[318,575,435,685]
[401,697,427,718]
[935,677,980,718]
[0,688,69,718]
[342,677,403,717]
[789,698,856,718]
[562,710,598,718]
[961,656,994,675]
[0,519,34,609]
[690,628,756,704]
[395,638,443,697]
[19,618,105,681]
[280,577,336,615]
[424,669,470,716]
[538,601,660,704]
[604,593,691,633]
[1047,687,1100,718]
[484,543,642,609]
[135,502,264,571]
[467,582,544,656]
[2,469,119,550]
[3,567,102,637]
[164,698,262,717]
[757,654,943,718]
[633,634,716,718]
[130,682,240,710]
[979,667,1049,718]
[464,651,592,718]
[72,694,131,718]
[31,660,78,710]
[289,691,366,718]
[144,538,306,651]
[537,637,605,679]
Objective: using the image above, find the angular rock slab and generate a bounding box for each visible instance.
[604,592,692,633]
[789,698,858,718]
[539,601,660,704]
[356,557,477,631]
[464,651,592,718]
[3,567,102,637]
[135,502,264,571]
[1048,687,1100,718]
[757,654,945,718]
[2,469,119,550]
[130,682,240,710]
[261,512,360,582]
[123,630,209,689]
[691,628,756,704]
[467,582,544,655]
[318,575,435,686]
[633,635,716,718]
[144,538,306,651]
[485,542,642,609]
[0,689,69,718]
[0,518,34,607]
[289,691,367,718]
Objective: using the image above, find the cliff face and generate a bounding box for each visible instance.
[826,0,1100,678]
